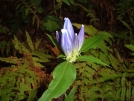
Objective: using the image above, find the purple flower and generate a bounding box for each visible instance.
[56,18,84,62]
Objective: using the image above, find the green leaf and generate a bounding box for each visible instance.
[12,36,30,54]
[16,2,23,9]
[18,83,27,100]
[35,39,41,50]
[69,0,74,4]
[125,44,134,51]
[90,17,99,24]
[61,0,75,5]
[32,57,46,62]
[25,8,30,16]
[65,97,73,101]
[32,55,49,67]
[46,34,59,47]
[0,94,9,101]
[37,7,44,13]
[80,33,105,52]
[38,62,76,101]
[0,57,21,64]
[25,31,34,51]
[121,73,126,101]
[33,61,45,67]
[73,23,98,36]
[62,0,70,5]
[126,81,131,101]
[32,16,36,25]
[27,90,37,101]
[118,19,131,30]
[77,55,108,66]
[65,86,77,101]
[68,86,77,98]
[108,54,120,70]
[43,19,60,32]
[32,51,50,62]
[30,0,42,6]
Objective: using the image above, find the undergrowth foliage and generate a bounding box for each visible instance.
[114,0,134,44]
[0,0,134,101]
[73,25,134,100]
[15,0,43,28]
[0,64,39,101]
[0,31,50,101]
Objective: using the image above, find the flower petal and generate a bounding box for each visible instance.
[77,25,84,51]
[63,18,74,42]
[61,29,72,56]
[56,31,60,42]
[72,33,79,53]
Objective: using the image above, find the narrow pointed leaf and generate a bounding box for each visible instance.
[118,19,131,30]
[25,31,34,51]
[38,61,76,101]
[69,0,74,4]
[0,57,21,64]
[35,39,42,50]
[46,33,60,48]
[62,0,70,5]
[80,33,105,52]
[121,73,126,101]
[125,44,134,51]
[12,36,30,54]
[77,55,108,66]
[126,81,131,101]
[65,85,77,101]
[72,23,98,36]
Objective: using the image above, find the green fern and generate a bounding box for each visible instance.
[71,26,134,101]
[0,64,39,101]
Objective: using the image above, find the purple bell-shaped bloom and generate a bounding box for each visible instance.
[56,18,84,62]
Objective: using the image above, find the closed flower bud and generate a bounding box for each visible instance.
[56,18,84,62]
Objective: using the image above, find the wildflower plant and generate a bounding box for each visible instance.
[39,18,108,101]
